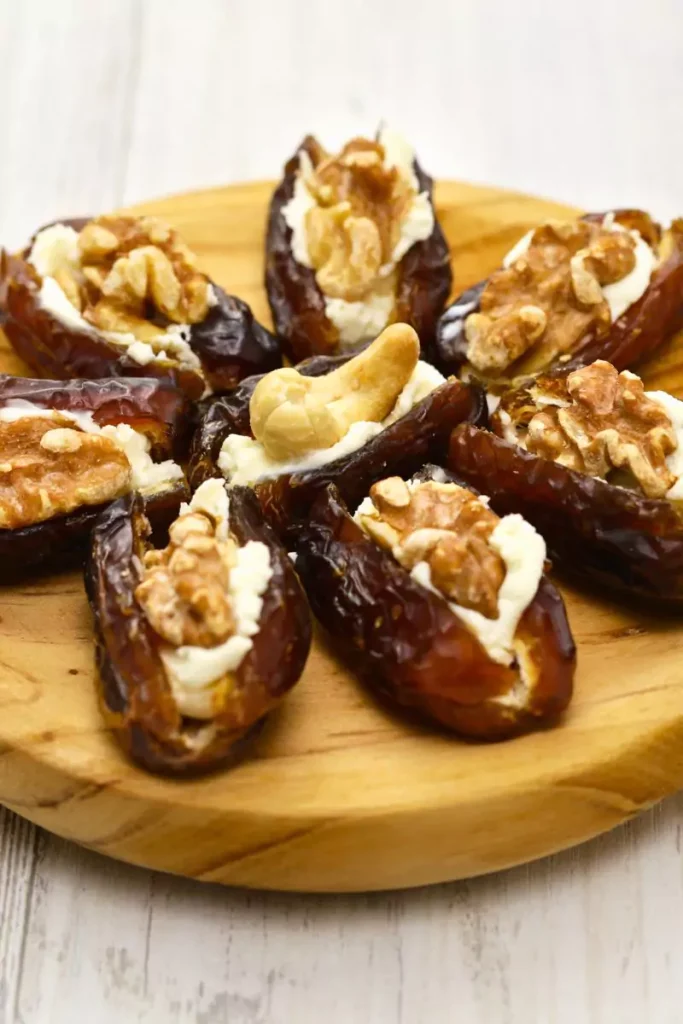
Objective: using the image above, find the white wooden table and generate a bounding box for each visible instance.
[1,2,683,1021]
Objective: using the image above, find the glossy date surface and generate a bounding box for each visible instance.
[295,483,575,740]
[265,137,452,362]
[85,486,311,774]
[448,424,683,602]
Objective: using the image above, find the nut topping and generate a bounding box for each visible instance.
[48,215,210,343]
[508,361,678,498]
[466,218,641,376]
[136,509,237,648]
[249,322,420,460]
[0,416,131,530]
[357,477,505,618]
[299,137,419,304]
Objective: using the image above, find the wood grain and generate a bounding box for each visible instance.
[1,180,683,893]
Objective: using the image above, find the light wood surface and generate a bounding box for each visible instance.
[2,178,683,894]
[3,2,683,1021]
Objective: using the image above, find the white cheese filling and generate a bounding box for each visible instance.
[218,359,446,487]
[355,487,546,666]
[501,214,656,322]
[282,128,435,347]
[157,480,273,716]
[28,224,205,373]
[0,399,183,494]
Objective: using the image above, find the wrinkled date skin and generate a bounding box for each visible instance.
[0,374,190,581]
[294,484,575,740]
[0,218,281,399]
[189,366,487,540]
[434,211,683,386]
[85,486,312,774]
[265,137,452,363]
[448,424,683,603]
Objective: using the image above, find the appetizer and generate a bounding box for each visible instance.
[449,360,683,601]
[266,127,451,362]
[0,215,280,398]
[86,478,311,774]
[189,323,486,537]
[435,211,683,395]
[0,374,188,579]
[294,470,575,739]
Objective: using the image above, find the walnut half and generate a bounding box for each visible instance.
[357,477,505,618]
[506,361,678,498]
[0,417,131,530]
[54,215,211,343]
[135,508,237,648]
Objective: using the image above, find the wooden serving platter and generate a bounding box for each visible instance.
[1,181,683,893]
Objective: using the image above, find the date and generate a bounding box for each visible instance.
[435,212,683,389]
[294,481,575,740]
[448,423,683,602]
[85,485,311,774]
[0,373,189,580]
[0,217,281,398]
[265,135,452,362]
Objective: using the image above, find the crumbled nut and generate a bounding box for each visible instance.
[466,218,640,376]
[301,136,416,303]
[136,510,237,648]
[51,215,211,343]
[249,322,419,460]
[511,361,677,497]
[0,416,131,530]
[358,477,505,617]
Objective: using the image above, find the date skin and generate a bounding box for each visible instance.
[295,483,575,740]
[448,423,683,603]
[0,218,281,399]
[0,374,190,581]
[434,211,683,387]
[190,367,487,540]
[265,136,452,362]
[85,485,312,774]
[0,372,191,459]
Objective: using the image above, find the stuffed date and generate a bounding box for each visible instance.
[0,373,189,579]
[189,323,486,537]
[448,359,683,602]
[85,478,311,774]
[265,127,451,362]
[435,211,683,394]
[294,472,575,740]
[0,215,280,399]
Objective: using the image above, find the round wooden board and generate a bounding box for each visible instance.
[2,182,683,893]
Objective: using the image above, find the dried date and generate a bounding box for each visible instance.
[85,485,311,774]
[448,423,683,602]
[294,482,575,740]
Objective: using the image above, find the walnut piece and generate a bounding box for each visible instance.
[466,218,639,376]
[358,477,505,618]
[135,509,237,648]
[54,215,210,343]
[513,361,677,498]
[0,417,131,530]
[301,137,417,303]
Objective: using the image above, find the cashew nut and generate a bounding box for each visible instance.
[249,323,420,461]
